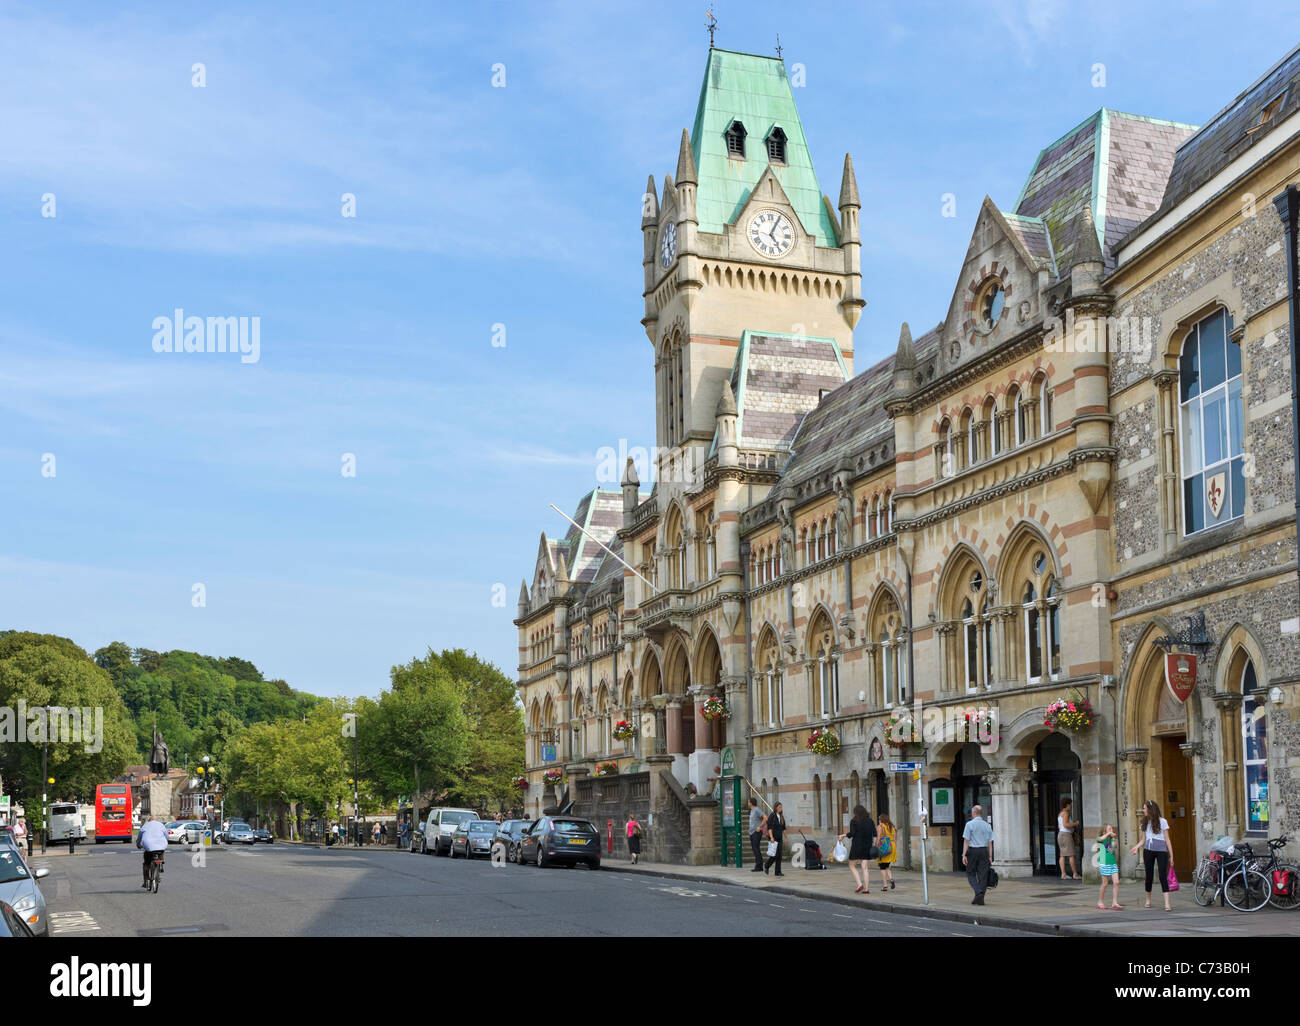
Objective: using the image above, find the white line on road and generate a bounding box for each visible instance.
[744,899,760,904]
[832,913,851,919]
[49,911,101,934]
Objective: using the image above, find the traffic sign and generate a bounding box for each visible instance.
[888,761,922,772]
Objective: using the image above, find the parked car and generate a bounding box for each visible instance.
[449,819,497,859]
[415,808,476,856]
[0,849,48,937]
[495,819,535,863]
[48,803,86,845]
[225,824,256,845]
[252,829,274,844]
[0,899,36,938]
[518,816,601,870]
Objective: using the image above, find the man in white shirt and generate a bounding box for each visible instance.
[136,816,169,888]
[961,804,995,905]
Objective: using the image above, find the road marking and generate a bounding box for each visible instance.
[744,899,760,904]
[49,911,101,934]
[832,913,851,919]
[651,885,716,898]
[908,925,932,931]
[799,908,817,913]
[769,903,784,908]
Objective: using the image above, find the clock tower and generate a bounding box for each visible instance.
[641,47,863,490]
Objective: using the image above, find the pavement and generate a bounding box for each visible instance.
[597,858,1300,937]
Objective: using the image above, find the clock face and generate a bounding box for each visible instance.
[660,222,677,267]
[747,209,794,258]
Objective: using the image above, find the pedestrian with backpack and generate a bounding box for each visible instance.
[839,805,876,894]
[876,812,897,890]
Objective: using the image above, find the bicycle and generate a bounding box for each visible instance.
[147,851,164,894]
[1238,835,1300,911]
[1193,842,1271,911]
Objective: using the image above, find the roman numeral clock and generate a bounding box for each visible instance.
[747,209,794,258]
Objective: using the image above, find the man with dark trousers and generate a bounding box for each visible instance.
[763,802,786,876]
[747,797,766,872]
[961,804,995,905]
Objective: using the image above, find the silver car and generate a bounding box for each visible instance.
[0,848,48,937]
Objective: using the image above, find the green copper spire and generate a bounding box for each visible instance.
[689,48,838,247]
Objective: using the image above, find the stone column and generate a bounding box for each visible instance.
[1119,747,1149,878]
[1213,692,1243,839]
[666,698,683,755]
[1154,371,1179,556]
[987,768,1033,878]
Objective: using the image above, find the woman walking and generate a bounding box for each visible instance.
[839,805,876,894]
[1129,799,1174,910]
[625,814,643,865]
[876,813,897,890]
[1058,797,1080,880]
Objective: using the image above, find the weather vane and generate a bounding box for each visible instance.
[775,34,782,59]
[706,4,717,49]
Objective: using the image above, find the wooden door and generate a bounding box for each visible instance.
[1160,737,1195,881]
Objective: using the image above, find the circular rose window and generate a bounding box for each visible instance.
[979,280,1006,329]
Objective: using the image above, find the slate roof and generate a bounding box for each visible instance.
[689,48,839,246]
[1140,43,1300,228]
[558,489,624,587]
[729,330,850,451]
[1014,109,1196,274]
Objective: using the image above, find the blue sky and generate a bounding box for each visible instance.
[0,1,1288,698]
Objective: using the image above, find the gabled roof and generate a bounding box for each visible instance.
[1144,42,1300,226]
[559,489,624,587]
[1014,109,1196,273]
[728,330,849,452]
[689,48,839,246]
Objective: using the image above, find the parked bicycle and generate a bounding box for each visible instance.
[1237,835,1299,911]
[1193,839,1271,912]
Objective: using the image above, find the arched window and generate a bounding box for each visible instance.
[1035,373,1053,436]
[938,418,953,478]
[962,597,979,694]
[1179,308,1244,535]
[1240,657,1269,835]
[757,629,784,728]
[808,610,839,718]
[959,408,973,468]
[984,396,1001,456]
[941,556,991,692]
[869,590,907,706]
[1045,577,1061,678]
[665,505,685,589]
[867,496,878,540]
[882,490,892,534]
[1012,385,1027,446]
[803,526,812,567]
[1023,580,1041,682]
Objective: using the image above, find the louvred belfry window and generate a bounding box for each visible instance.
[725,120,747,158]
[766,127,787,164]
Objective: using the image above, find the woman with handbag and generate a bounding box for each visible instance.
[763,803,786,876]
[839,805,876,894]
[876,812,897,890]
[1128,799,1174,910]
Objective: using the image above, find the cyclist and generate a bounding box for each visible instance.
[136,815,168,889]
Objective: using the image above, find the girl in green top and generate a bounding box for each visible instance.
[1096,823,1121,910]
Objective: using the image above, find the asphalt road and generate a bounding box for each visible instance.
[38,843,1036,937]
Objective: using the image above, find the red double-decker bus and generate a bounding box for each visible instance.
[94,784,132,843]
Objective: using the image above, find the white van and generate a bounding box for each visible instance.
[48,803,86,845]
[417,807,477,856]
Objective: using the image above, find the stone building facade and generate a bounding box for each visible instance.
[514,44,1300,877]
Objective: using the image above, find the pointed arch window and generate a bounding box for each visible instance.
[984,396,1001,456]
[1014,387,1028,446]
[725,120,747,159]
[1179,308,1244,535]
[883,491,893,534]
[809,618,839,719]
[765,126,788,164]
[1241,658,1268,834]
[758,633,784,728]
[867,497,879,540]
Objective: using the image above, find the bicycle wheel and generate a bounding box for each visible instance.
[1267,864,1300,911]
[1224,867,1270,912]
[1193,861,1218,907]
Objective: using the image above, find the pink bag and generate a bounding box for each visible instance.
[1167,865,1180,891]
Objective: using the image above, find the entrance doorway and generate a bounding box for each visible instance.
[872,769,889,820]
[1159,735,1195,881]
[1030,733,1081,876]
[680,699,696,756]
[947,744,990,869]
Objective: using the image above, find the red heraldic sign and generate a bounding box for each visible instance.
[1165,652,1197,704]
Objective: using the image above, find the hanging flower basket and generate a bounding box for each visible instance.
[884,710,917,749]
[807,727,840,757]
[1044,691,1094,733]
[542,768,565,786]
[511,776,528,791]
[963,708,997,744]
[594,762,619,778]
[612,720,637,741]
[700,697,730,722]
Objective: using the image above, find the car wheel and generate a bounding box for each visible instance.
[537,847,548,869]
[589,859,601,870]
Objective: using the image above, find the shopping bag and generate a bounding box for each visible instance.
[1167,865,1180,891]
[766,840,778,857]
[832,841,848,863]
